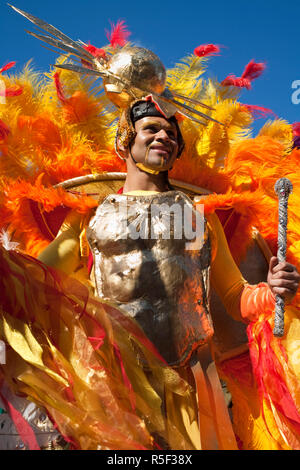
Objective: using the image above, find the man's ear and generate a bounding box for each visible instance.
[116,136,128,160]
[115,125,136,160]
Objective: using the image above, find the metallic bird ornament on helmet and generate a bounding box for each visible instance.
[8,4,223,127]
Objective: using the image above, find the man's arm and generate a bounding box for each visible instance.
[37,210,83,275]
[208,212,299,323]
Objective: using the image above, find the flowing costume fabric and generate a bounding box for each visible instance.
[0,241,237,450]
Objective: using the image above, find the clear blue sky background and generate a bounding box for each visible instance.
[1,0,300,136]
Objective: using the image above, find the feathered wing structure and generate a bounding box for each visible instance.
[0,58,126,256]
[198,135,300,450]
[1,25,300,449]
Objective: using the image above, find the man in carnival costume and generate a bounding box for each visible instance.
[1,5,300,451]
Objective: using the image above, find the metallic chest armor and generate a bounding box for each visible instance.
[86,190,213,366]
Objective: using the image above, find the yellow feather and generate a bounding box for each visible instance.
[258,119,293,153]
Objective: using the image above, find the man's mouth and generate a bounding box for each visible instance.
[149,145,171,156]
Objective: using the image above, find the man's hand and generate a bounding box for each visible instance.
[267,256,300,303]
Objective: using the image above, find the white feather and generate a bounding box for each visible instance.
[0,230,20,251]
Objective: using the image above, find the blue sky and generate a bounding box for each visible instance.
[1,0,300,135]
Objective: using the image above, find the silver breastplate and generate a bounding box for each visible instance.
[86,191,213,366]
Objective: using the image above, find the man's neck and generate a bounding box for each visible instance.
[123,163,169,193]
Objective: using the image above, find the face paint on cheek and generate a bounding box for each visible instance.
[134,143,163,175]
[144,144,165,168]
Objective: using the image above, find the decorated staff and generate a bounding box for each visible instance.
[273,178,293,337]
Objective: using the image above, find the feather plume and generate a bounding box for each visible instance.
[61,91,100,124]
[222,60,266,90]
[106,20,131,48]
[241,60,266,81]
[1,178,98,255]
[167,54,208,98]
[0,62,16,74]
[241,104,277,119]
[199,101,252,169]
[54,71,67,102]
[83,44,106,60]
[81,44,107,69]
[258,119,293,150]
[0,86,23,97]
[0,229,19,250]
[292,122,300,136]
[221,75,251,89]
[194,44,221,57]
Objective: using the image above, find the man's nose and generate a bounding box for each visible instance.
[156,129,170,141]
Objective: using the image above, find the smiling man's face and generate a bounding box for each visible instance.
[130,116,179,172]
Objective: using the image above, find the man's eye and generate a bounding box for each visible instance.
[167,131,176,139]
[145,126,158,132]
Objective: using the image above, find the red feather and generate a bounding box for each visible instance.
[222,60,266,90]
[106,20,131,48]
[0,61,16,74]
[0,86,23,97]
[194,44,221,57]
[83,44,106,59]
[292,122,300,136]
[54,72,67,103]
[221,75,252,89]
[241,60,266,80]
[241,104,277,119]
